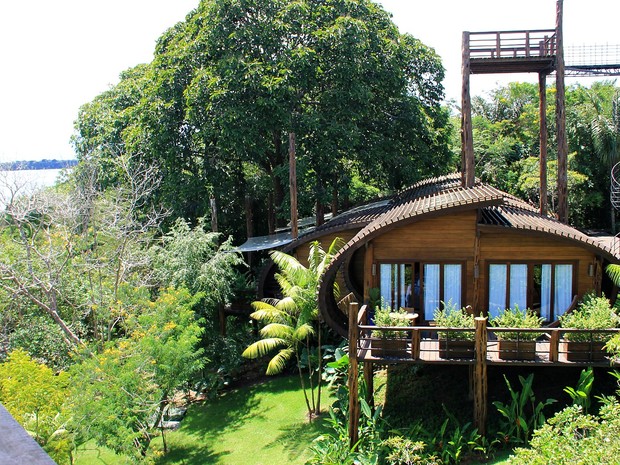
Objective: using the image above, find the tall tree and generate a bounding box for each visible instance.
[72,0,452,239]
[243,238,341,419]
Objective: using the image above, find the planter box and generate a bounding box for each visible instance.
[560,340,607,362]
[439,339,475,359]
[498,340,537,361]
[371,337,408,358]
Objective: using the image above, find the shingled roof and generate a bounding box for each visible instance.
[316,173,620,337]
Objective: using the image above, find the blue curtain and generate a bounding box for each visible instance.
[488,264,507,318]
[424,264,440,320]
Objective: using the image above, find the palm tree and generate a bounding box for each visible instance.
[242,238,342,419]
[588,89,620,231]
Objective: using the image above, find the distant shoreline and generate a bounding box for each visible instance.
[0,159,77,171]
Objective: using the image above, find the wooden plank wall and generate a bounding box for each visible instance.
[350,210,598,315]
[371,211,478,309]
[478,230,596,309]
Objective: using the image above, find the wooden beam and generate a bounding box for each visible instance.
[411,328,420,360]
[556,0,568,223]
[461,31,475,188]
[289,132,298,239]
[348,302,360,448]
[539,72,548,216]
[473,317,488,436]
[363,242,374,303]
[363,362,374,409]
[549,330,560,362]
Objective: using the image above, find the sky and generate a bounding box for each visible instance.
[0,0,618,163]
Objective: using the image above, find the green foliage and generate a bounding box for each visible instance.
[372,306,413,339]
[560,293,619,343]
[0,349,72,463]
[510,400,620,465]
[73,0,452,238]
[382,436,439,465]
[492,374,555,446]
[244,239,341,418]
[433,302,475,341]
[5,313,74,370]
[472,81,620,227]
[150,217,246,309]
[69,288,205,461]
[307,398,386,465]
[490,306,543,341]
[564,367,594,414]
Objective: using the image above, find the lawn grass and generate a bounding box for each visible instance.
[75,375,334,465]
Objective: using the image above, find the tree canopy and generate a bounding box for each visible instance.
[72,0,452,239]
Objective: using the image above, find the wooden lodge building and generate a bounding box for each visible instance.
[254,0,620,440]
[258,173,620,437]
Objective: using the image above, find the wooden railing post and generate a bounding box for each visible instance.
[348,302,359,449]
[474,317,488,436]
[411,328,420,360]
[549,329,560,362]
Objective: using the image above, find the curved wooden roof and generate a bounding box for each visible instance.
[317,174,620,337]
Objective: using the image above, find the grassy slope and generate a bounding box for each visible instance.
[75,375,334,465]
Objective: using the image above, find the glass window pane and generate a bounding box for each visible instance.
[380,264,393,310]
[402,264,413,309]
[539,264,552,321]
[423,264,440,320]
[444,264,462,309]
[488,264,507,318]
[509,264,527,310]
[554,264,573,318]
[533,264,552,320]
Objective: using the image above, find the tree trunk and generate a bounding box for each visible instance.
[315,176,325,227]
[295,351,313,421]
[331,184,338,217]
[289,132,298,239]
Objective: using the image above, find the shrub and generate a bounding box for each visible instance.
[372,307,412,339]
[433,302,475,341]
[510,401,620,464]
[490,306,543,341]
[560,293,619,342]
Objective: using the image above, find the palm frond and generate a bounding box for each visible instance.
[276,296,299,313]
[242,338,287,359]
[293,322,315,341]
[607,264,620,287]
[260,322,294,339]
[266,348,295,375]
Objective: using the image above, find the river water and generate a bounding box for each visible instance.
[0,168,65,207]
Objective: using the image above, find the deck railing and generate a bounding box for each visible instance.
[468,29,557,60]
[354,305,620,366]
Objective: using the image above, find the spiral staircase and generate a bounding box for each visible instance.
[610,162,620,256]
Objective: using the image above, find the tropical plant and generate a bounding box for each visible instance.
[492,373,556,446]
[510,401,620,465]
[68,287,205,459]
[372,306,413,339]
[433,302,475,341]
[0,349,72,463]
[243,239,341,419]
[382,436,439,465]
[490,306,543,341]
[307,398,386,465]
[564,367,594,414]
[561,293,619,342]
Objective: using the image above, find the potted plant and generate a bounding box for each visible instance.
[491,306,543,360]
[560,294,619,362]
[433,302,475,359]
[371,306,412,358]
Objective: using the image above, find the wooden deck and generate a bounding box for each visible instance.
[357,338,616,367]
[467,29,557,74]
